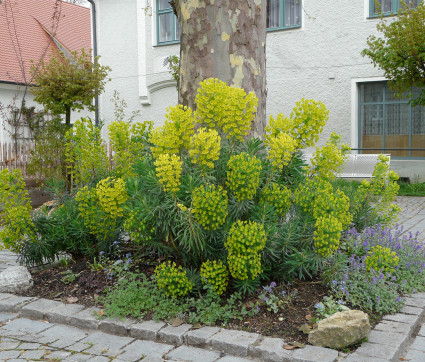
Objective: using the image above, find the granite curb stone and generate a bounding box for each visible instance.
[184,326,221,346]
[130,320,166,341]
[210,329,260,357]
[157,323,193,345]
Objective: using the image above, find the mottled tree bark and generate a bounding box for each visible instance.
[173,0,267,137]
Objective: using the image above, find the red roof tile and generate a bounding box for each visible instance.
[0,0,91,84]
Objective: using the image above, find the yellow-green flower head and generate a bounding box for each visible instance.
[225,220,266,280]
[189,127,221,170]
[155,261,193,298]
[265,113,292,137]
[294,177,332,214]
[150,105,195,159]
[314,215,342,258]
[261,183,292,217]
[95,177,128,219]
[192,184,228,230]
[265,132,297,170]
[154,153,182,194]
[310,133,350,181]
[226,153,262,201]
[365,245,399,275]
[313,187,353,230]
[195,78,258,141]
[123,211,153,244]
[290,99,329,149]
[200,260,229,295]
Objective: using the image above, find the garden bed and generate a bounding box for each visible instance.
[17,256,383,346]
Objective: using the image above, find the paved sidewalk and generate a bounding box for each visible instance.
[395,196,425,241]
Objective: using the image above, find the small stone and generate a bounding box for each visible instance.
[308,310,370,349]
[0,266,33,293]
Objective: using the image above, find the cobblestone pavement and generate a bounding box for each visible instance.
[395,196,425,241]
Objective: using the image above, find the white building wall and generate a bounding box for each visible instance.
[95,0,425,181]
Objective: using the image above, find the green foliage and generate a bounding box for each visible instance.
[362,3,425,106]
[65,118,109,186]
[0,169,34,251]
[200,260,229,295]
[102,272,257,326]
[31,49,110,127]
[397,181,425,196]
[314,296,350,320]
[155,261,193,298]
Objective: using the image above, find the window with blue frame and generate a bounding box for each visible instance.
[267,0,301,30]
[359,82,425,158]
[157,0,180,45]
[370,0,419,17]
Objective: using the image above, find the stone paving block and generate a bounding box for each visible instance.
[0,340,20,349]
[248,337,292,362]
[38,324,88,346]
[117,340,174,360]
[400,305,424,316]
[130,320,166,341]
[19,349,45,360]
[368,329,409,350]
[409,336,425,352]
[374,320,414,334]
[1,317,53,334]
[20,298,62,320]
[419,324,425,337]
[403,348,425,361]
[66,341,93,353]
[404,297,425,308]
[216,356,256,361]
[158,323,193,345]
[68,307,102,330]
[18,342,42,350]
[0,295,34,312]
[210,329,260,357]
[86,357,112,362]
[382,312,418,325]
[343,354,387,362]
[0,293,14,301]
[0,350,22,359]
[412,293,425,300]
[292,345,338,362]
[63,353,93,361]
[46,303,85,325]
[81,331,134,357]
[45,350,73,359]
[355,342,399,360]
[99,317,136,336]
[185,326,220,346]
[0,312,18,323]
[166,345,220,362]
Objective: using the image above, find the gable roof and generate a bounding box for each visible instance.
[0,0,91,85]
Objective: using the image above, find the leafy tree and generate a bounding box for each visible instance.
[362,3,425,105]
[31,49,110,129]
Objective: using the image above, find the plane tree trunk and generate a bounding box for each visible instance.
[173,0,267,136]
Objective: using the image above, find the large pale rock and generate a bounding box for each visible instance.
[308,310,370,349]
[0,266,33,293]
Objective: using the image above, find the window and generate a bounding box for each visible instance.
[157,0,180,45]
[359,82,425,158]
[370,0,419,17]
[267,0,301,30]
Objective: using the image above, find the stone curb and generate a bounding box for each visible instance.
[1,292,424,361]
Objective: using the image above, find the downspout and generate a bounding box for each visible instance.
[87,0,99,126]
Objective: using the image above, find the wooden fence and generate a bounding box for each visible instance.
[0,141,35,178]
